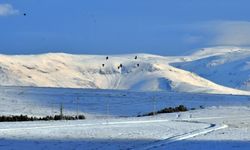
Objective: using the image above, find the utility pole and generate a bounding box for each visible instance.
[51,102,54,116]
[76,96,79,119]
[60,103,63,120]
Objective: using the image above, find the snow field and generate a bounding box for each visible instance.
[0,83,250,149]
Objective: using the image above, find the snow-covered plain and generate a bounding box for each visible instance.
[1,86,250,117]
[0,86,250,150]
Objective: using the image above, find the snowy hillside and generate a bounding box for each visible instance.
[0,51,249,95]
[172,46,250,91]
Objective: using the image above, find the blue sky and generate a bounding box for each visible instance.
[0,0,250,55]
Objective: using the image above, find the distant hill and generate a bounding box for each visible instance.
[172,46,250,91]
[0,47,249,95]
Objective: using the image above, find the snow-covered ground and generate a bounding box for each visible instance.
[0,104,249,150]
[0,86,250,150]
[156,107,250,150]
[0,118,208,150]
[1,86,250,117]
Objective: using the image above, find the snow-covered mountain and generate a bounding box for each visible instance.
[0,47,249,95]
[172,46,250,91]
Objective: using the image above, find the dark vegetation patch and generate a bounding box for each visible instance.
[138,105,188,117]
[0,114,85,122]
[199,105,205,109]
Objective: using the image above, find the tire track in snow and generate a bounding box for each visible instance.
[0,119,169,132]
[130,123,228,150]
[129,114,250,150]
[179,115,250,121]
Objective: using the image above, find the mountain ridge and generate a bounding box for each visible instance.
[0,47,249,95]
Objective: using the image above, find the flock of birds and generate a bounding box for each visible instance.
[102,56,139,69]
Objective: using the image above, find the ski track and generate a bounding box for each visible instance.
[0,119,169,132]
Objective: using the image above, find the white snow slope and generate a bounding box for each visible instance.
[172,46,250,91]
[0,48,249,95]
